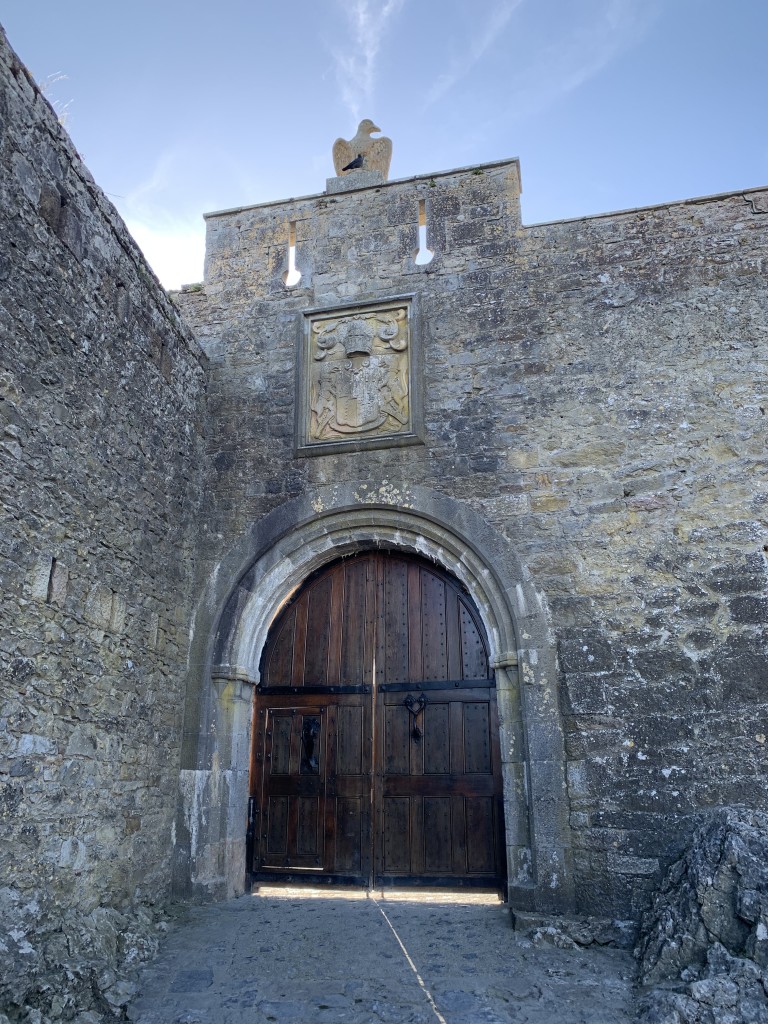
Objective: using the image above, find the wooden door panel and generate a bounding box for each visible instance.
[381,557,410,683]
[296,797,320,856]
[423,797,452,872]
[467,798,496,873]
[252,551,506,889]
[383,797,410,873]
[464,702,492,773]
[335,797,364,873]
[289,600,309,687]
[383,704,411,774]
[460,604,488,679]
[409,798,425,875]
[252,694,371,882]
[326,699,371,880]
[377,685,503,882]
[336,704,364,775]
[266,796,289,856]
[266,609,296,684]
[269,715,292,774]
[423,703,450,773]
[260,553,490,690]
[383,774,498,797]
[339,559,372,686]
[451,797,469,874]
[304,574,332,685]
[421,572,448,681]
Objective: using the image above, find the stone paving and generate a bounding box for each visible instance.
[127,888,636,1024]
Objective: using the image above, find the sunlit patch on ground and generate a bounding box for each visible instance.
[252,884,502,904]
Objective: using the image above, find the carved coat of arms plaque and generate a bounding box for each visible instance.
[297,299,420,454]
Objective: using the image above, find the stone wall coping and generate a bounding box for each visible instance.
[201,156,522,220]
[202,171,766,234]
[526,182,768,229]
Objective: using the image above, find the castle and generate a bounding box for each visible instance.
[1,23,766,1018]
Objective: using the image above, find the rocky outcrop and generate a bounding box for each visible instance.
[635,808,768,1023]
[0,893,167,1022]
[512,909,636,949]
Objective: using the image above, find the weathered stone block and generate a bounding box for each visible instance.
[717,635,768,704]
[326,169,385,193]
[558,631,616,674]
[629,647,697,684]
[729,595,768,624]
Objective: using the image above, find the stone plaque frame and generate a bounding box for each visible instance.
[295,295,423,456]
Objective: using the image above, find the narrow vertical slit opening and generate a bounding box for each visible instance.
[283,220,302,288]
[414,199,433,266]
[46,557,57,604]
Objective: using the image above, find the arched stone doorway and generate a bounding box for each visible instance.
[175,484,574,914]
[249,550,506,888]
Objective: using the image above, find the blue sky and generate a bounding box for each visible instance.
[3,0,767,288]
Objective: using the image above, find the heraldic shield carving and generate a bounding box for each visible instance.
[297,299,420,454]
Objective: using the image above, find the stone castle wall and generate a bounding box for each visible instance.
[176,157,768,919]
[0,28,208,1016]
[1,15,767,1015]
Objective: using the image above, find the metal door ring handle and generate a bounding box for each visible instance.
[404,694,427,740]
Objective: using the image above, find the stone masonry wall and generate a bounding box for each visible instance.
[176,159,768,921]
[0,27,208,1018]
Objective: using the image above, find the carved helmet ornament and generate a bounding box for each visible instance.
[313,312,406,360]
[332,119,392,180]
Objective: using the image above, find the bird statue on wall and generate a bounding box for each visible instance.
[333,119,392,179]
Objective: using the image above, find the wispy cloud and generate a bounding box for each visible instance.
[413,0,657,154]
[423,0,525,108]
[536,0,653,104]
[499,0,658,124]
[332,0,406,122]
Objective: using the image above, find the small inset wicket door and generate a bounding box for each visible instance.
[252,696,372,881]
[248,551,505,888]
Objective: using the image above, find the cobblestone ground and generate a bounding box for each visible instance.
[127,888,636,1024]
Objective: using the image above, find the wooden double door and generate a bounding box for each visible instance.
[248,551,506,888]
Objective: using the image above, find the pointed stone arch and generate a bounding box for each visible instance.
[174,484,574,914]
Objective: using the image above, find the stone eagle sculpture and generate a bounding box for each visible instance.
[332,119,392,179]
